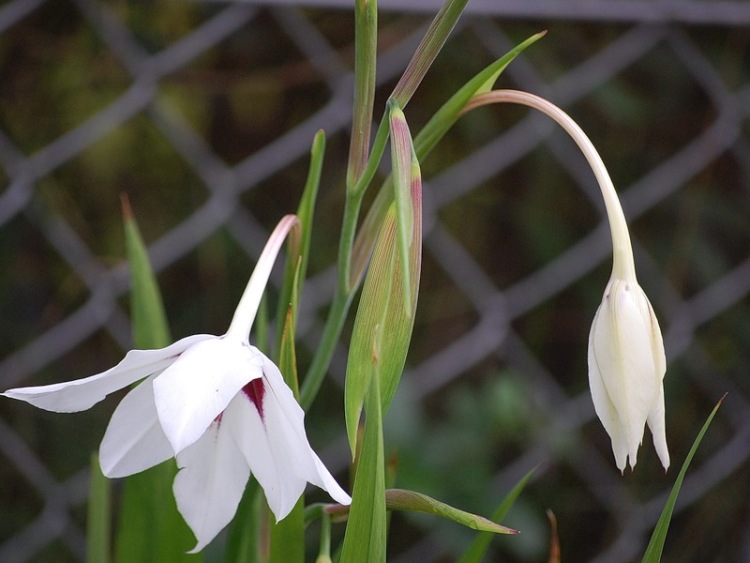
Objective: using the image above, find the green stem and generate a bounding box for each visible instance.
[300,119,390,409]
[465,90,637,282]
[317,513,332,562]
[300,289,353,410]
[347,0,378,188]
[350,117,391,200]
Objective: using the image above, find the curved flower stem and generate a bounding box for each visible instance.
[226,214,300,340]
[464,90,637,282]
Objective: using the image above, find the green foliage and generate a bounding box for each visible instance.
[340,375,387,563]
[275,130,324,355]
[351,31,546,280]
[122,196,170,351]
[270,498,305,563]
[225,482,263,563]
[116,203,200,562]
[270,306,305,561]
[459,467,538,563]
[345,205,421,455]
[86,455,111,563]
[385,489,517,535]
[347,0,378,188]
[390,0,470,108]
[388,101,419,316]
[642,396,726,563]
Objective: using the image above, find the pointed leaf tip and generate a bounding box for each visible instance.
[641,394,726,563]
[121,192,133,220]
[385,489,519,535]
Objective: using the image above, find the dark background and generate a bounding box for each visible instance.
[1,1,749,561]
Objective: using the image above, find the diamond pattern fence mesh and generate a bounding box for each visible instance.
[1,1,749,561]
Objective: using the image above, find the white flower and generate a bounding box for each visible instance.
[2,215,351,552]
[588,277,669,472]
[463,90,670,472]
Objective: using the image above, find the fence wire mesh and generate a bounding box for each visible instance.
[1,1,749,561]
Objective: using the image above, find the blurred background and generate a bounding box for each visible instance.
[1,0,749,561]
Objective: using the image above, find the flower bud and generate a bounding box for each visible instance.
[588,277,669,472]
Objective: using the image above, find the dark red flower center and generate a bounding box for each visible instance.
[242,377,265,419]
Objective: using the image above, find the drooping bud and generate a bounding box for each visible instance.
[588,277,669,471]
[463,89,670,471]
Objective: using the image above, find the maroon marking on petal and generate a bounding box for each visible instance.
[242,378,266,420]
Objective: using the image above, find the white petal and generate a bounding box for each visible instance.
[588,329,628,471]
[642,297,667,381]
[647,385,670,471]
[591,280,656,461]
[153,336,263,454]
[2,334,213,413]
[225,388,307,521]
[173,417,250,553]
[99,374,174,478]
[226,351,351,522]
[309,452,352,507]
[259,356,351,507]
[613,284,661,457]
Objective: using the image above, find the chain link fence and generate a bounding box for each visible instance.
[1,1,749,561]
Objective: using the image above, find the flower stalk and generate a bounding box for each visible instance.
[463,90,669,472]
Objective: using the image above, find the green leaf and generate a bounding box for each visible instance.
[346,109,423,448]
[351,32,545,290]
[269,305,304,562]
[385,489,518,535]
[345,205,421,455]
[347,0,378,188]
[275,130,324,351]
[270,498,304,563]
[256,293,270,352]
[116,199,200,562]
[390,0,470,108]
[114,465,201,562]
[225,481,264,563]
[87,455,111,563]
[340,373,387,563]
[414,30,546,160]
[641,395,726,563]
[459,465,538,563]
[122,194,170,350]
[388,100,418,315]
[278,299,301,396]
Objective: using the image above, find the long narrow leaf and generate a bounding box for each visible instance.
[385,489,517,534]
[459,466,537,563]
[225,481,264,563]
[122,195,170,350]
[351,32,545,290]
[414,30,546,158]
[116,198,200,562]
[390,0,469,107]
[388,100,418,315]
[87,454,111,563]
[347,0,377,188]
[340,366,387,562]
[641,395,726,563]
[345,204,421,454]
[270,498,304,563]
[269,305,304,562]
[275,131,323,351]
